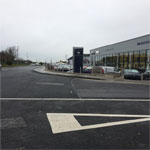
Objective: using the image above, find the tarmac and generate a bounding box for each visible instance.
[33,66,150,85]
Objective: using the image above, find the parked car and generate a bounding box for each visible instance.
[143,70,150,80]
[57,64,72,72]
[100,66,115,74]
[31,63,40,66]
[124,69,141,80]
[114,68,121,74]
[62,65,70,72]
[30,63,35,66]
[83,68,91,73]
[83,66,93,73]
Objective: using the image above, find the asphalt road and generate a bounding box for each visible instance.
[0,66,150,150]
[1,66,149,99]
[1,66,78,98]
[1,99,150,150]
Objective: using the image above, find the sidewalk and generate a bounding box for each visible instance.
[33,66,113,80]
[33,66,150,85]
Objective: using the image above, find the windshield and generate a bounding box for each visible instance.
[131,70,139,73]
[124,69,139,73]
[145,70,150,73]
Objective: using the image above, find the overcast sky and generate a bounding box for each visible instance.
[0,0,150,62]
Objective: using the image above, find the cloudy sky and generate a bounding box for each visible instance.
[0,0,149,62]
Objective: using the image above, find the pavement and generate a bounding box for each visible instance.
[33,66,107,80]
[33,66,150,85]
[1,66,150,150]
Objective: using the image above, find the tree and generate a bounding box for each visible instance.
[39,62,44,65]
[0,46,17,65]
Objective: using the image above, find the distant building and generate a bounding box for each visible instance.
[68,56,73,65]
[90,34,150,70]
[83,54,90,66]
[68,54,90,66]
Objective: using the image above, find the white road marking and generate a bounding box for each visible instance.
[47,113,150,118]
[47,113,150,134]
[36,82,64,86]
[0,98,150,101]
[2,69,8,71]
[0,117,27,129]
[47,114,81,134]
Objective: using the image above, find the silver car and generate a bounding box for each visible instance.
[124,69,141,80]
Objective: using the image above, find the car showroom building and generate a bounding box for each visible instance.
[90,34,150,70]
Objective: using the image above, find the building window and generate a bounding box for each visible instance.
[99,55,103,66]
[97,55,101,66]
[102,55,106,66]
[133,51,140,69]
[124,52,129,69]
[106,55,109,66]
[112,54,117,67]
[139,50,147,69]
[148,50,150,69]
[106,55,113,66]
[91,55,93,66]
[119,53,123,69]
[109,54,113,67]
[129,52,134,69]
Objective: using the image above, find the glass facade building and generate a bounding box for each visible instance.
[90,35,150,70]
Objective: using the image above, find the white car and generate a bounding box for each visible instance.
[100,66,115,73]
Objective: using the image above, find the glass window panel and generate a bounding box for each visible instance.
[124,52,129,69]
[95,56,98,66]
[102,55,105,66]
[112,54,116,67]
[139,50,146,69]
[97,55,100,66]
[119,53,123,68]
[100,55,104,66]
[106,55,113,66]
[129,52,134,69]
[148,50,150,69]
[133,51,139,69]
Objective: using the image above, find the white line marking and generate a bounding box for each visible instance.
[0,117,27,129]
[0,98,150,101]
[47,114,81,134]
[47,113,150,134]
[47,113,150,118]
[36,82,64,86]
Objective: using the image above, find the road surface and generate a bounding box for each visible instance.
[0,66,150,150]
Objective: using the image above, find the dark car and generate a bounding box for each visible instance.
[83,68,91,73]
[83,66,92,73]
[124,69,141,80]
[143,70,150,80]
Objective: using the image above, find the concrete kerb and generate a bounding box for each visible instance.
[32,67,150,85]
[32,67,106,80]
